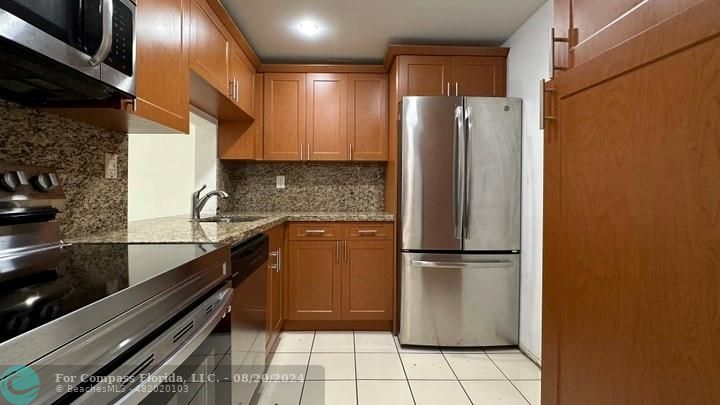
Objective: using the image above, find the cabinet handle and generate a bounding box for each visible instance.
[229,79,235,99]
[234,80,239,101]
[269,249,279,271]
[278,248,281,272]
[358,229,377,236]
[540,79,557,130]
[300,143,304,160]
[305,229,326,235]
[446,82,450,96]
[349,144,353,161]
[307,144,311,160]
[455,82,459,96]
[344,240,348,263]
[336,241,340,264]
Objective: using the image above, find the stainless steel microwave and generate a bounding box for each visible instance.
[0,0,136,103]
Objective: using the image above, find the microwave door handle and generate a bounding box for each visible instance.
[88,0,114,66]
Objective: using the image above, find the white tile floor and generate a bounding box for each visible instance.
[255,331,541,405]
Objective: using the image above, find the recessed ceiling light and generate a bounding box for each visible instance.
[297,20,321,37]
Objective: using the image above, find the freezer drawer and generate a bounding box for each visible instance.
[399,253,519,347]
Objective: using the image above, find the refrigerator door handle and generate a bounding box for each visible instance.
[453,105,465,240]
[411,260,513,268]
[464,106,473,238]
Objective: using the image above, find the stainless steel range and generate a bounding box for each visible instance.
[0,163,266,404]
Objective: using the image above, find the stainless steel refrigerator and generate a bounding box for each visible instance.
[399,96,521,347]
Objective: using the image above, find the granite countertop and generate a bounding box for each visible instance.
[68,212,394,245]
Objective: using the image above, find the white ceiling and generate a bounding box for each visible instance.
[220,0,547,64]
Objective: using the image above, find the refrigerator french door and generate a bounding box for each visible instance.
[399,96,521,347]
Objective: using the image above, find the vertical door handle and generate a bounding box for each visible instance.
[446,82,450,96]
[88,0,114,66]
[453,105,465,240]
[344,240,348,263]
[464,106,472,237]
[455,82,459,96]
[229,80,235,99]
[349,144,353,161]
[308,144,311,160]
[336,241,340,264]
[300,143,304,160]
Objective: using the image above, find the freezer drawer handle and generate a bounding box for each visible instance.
[411,260,513,268]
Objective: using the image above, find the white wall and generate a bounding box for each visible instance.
[128,111,218,221]
[503,1,552,364]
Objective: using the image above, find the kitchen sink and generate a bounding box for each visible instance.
[193,215,267,223]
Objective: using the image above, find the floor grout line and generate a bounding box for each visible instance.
[440,350,475,405]
[485,353,532,405]
[297,331,316,405]
[395,336,418,405]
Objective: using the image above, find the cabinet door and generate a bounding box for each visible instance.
[398,55,453,96]
[229,45,254,113]
[451,56,507,96]
[134,0,189,133]
[218,73,263,160]
[306,73,348,161]
[189,0,229,93]
[263,73,306,161]
[341,240,394,320]
[348,74,388,161]
[287,241,342,320]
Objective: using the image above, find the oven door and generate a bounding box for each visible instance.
[75,283,240,405]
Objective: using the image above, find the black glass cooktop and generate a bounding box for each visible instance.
[0,243,224,345]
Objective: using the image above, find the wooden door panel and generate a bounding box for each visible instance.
[135,0,189,133]
[266,225,285,347]
[263,73,306,160]
[398,55,453,96]
[229,45,254,113]
[288,241,341,320]
[341,241,394,320]
[451,56,507,96]
[306,73,348,161]
[545,14,720,404]
[189,0,228,93]
[348,74,388,161]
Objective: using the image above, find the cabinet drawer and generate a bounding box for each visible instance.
[344,223,393,240]
[289,223,342,240]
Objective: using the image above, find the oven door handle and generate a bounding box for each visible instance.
[88,0,114,66]
[113,286,233,405]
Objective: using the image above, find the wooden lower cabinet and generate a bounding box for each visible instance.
[286,222,394,324]
[287,240,342,320]
[342,240,394,320]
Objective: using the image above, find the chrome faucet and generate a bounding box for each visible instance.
[191,185,229,220]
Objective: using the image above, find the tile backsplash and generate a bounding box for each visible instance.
[218,161,385,212]
[0,100,128,238]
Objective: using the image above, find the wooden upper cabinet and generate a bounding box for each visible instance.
[134,0,189,133]
[342,240,394,320]
[287,240,342,320]
[218,73,263,160]
[451,56,507,97]
[571,0,644,45]
[229,44,254,113]
[348,74,388,161]
[398,55,453,96]
[263,73,306,160]
[306,73,348,161]
[189,0,229,93]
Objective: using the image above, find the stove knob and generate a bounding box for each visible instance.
[32,173,60,192]
[0,170,29,192]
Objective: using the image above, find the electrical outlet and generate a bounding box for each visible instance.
[276,175,286,189]
[104,153,118,179]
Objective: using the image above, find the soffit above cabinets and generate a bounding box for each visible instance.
[219,0,546,64]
